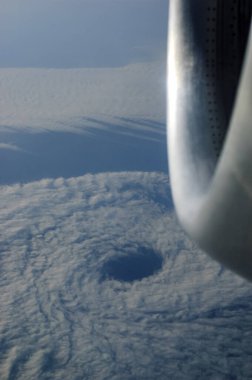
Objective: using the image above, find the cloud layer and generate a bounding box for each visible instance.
[0,62,165,133]
[0,54,167,188]
[1,171,252,379]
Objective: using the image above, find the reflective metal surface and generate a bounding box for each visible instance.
[167,0,252,280]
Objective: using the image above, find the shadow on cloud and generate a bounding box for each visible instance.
[0,118,167,185]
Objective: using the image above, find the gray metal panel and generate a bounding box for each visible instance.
[167,0,252,280]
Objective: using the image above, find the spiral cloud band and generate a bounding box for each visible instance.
[1,172,252,379]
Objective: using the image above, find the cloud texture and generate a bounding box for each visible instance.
[0,62,165,133]
[1,172,252,379]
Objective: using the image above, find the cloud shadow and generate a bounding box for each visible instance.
[0,118,168,185]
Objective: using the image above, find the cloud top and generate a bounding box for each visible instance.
[0,62,165,133]
[1,171,252,379]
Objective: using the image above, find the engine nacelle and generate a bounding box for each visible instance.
[167,0,252,280]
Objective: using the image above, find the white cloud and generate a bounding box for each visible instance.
[0,62,165,133]
[0,143,23,151]
[0,171,252,379]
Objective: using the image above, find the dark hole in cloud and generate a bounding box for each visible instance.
[100,247,163,283]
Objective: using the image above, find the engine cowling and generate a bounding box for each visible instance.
[167,0,252,280]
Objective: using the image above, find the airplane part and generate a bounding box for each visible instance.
[167,0,252,280]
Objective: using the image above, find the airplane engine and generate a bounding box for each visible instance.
[167,0,252,280]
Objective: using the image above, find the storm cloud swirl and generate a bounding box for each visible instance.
[0,172,252,379]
